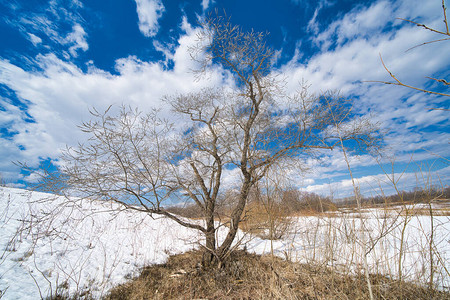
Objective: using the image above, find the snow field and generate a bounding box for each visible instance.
[0,187,201,299]
[1,187,449,299]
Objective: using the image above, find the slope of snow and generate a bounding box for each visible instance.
[0,187,201,299]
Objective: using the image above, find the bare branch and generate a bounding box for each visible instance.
[443,0,449,34]
[369,54,450,97]
[398,17,449,35]
[375,3,450,101]
[405,37,450,52]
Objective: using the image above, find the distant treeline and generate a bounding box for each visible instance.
[340,186,450,208]
[168,186,450,218]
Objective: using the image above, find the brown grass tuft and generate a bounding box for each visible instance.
[104,250,449,300]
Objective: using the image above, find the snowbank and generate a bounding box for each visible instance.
[0,187,201,299]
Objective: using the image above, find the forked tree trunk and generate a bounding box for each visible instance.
[202,207,217,267]
[202,229,216,267]
[215,179,252,264]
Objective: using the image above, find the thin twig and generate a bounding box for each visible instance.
[427,108,450,111]
[405,37,450,52]
[369,54,450,97]
[443,0,449,34]
[426,76,450,86]
[397,18,449,36]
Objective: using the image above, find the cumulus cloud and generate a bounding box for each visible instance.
[134,0,165,37]
[0,0,448,195]
[0,17,230,180]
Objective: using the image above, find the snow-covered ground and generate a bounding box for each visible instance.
[1,187,449,299]
[249,210,450,289]
[0,187,201,299]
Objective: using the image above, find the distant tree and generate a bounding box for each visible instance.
[59,14,380,267]
[0,173,6,187]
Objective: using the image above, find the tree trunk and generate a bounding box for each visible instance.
[216,179,251,262]
[202,214,216,267]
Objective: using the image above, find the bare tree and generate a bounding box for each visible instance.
[59,14,380,267]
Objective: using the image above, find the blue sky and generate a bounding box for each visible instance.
[0,0,449,198]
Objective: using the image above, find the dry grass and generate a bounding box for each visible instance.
[105,250,449,300]
[237,202,292,240]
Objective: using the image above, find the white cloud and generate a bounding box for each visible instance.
[306,0,335,35]
[152,40,175,64]
[270,0,450,197]
[66,24,88,57]
[306,7,321,35]
[22,171,44,183]
[313,1,393,50]
[134,0,165,37]
[278,0,450,170]
[7,0,88,58]
[304,165,450,199]
[28,33,42,46]
[201,0,214,11]
[0,19,230,177]
[0,0,448,193]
